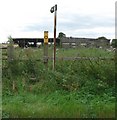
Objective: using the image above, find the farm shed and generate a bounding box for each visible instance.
[61,37,110,48]
[12,38,60,47]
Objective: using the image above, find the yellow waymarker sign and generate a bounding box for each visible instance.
[44,31,48,43]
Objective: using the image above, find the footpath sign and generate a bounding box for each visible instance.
[44,31,48,44]
[44,31,48,67]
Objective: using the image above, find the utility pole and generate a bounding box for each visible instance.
[50,4,57,70]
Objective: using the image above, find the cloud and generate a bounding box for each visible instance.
[56,13,114,38]
[58,14,114,29]
[22,17,53,32]
[0,0,115,42]
[23,13,114,33]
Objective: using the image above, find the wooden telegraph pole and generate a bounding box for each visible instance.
[50,4,57,70]
[44,31,48,67]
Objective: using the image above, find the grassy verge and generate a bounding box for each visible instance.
[2,91,115,118]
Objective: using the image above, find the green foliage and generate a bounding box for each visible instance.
[97,36,108,40]
[2,47,115,118]
[7,35,13,43]
[111,39,117,48]
[2,47,115,94]
[2,91,115,118]
[58,32,66,38]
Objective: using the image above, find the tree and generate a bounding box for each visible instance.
[57,32,66,47]
[111,39,117,48]
[97,36,108,40]
[58,32,66,38]
[8,35,13,43]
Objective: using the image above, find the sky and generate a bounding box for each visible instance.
[0,0,116,43]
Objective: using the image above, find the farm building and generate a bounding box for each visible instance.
[61,37,110,48]
[12,38,60,47]
[12,37,110,48]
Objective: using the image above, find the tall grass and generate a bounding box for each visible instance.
[2,91,115,118]
[2,47,115,118]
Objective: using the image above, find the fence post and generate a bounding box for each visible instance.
[7,37,14,62]
[43,31,48,67]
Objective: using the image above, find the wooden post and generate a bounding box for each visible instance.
[44,43,48,67]
[7,38,14,62]
[44,31,48,67]
[12,81,17,93]
[12,81,15,91]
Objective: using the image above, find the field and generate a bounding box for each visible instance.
[2,46,115,118]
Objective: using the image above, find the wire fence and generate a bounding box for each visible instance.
[0,45,115,62]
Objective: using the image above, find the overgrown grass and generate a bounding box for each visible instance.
[2,47,115,118]
[2,91,115,118]
[11,47,114,60]
[56,47,114,58]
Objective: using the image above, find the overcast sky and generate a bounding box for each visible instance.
[0,0,116,43]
